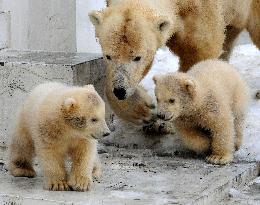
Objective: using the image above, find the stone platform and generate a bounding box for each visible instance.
[0,146,259,205]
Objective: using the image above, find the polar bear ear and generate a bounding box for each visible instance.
[84,84,96,92]
[156,17,171,33]
[89,11,103,26]
[63,98,78,112]
[183,79,196,97]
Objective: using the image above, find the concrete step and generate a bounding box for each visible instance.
[0,50,105,160]
[0,146,259,205]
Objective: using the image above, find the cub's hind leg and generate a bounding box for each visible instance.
[9,115,36,178]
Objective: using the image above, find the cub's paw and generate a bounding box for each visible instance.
[44,179,70,191]
[143,119,174,135]
[92,166,102,181]
[206,154,233,165]
[10,161,36,178]
[68,174,93,191]
[11,167,36,178]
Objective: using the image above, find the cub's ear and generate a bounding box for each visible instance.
[63,98,78,112]
[183,79,196,97]
[84,84,96,92]
[89,11,103,26]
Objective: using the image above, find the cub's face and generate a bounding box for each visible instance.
[62,85,110,140]
[89,5,173,100]
[153,74,196,121]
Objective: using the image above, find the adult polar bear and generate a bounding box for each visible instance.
[89,0,260,126]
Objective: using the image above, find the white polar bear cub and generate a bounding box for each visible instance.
[9,82,110,191]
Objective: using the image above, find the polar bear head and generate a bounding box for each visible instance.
[89,0,175,100]
[153,73,197,121]
[61,85,111,140]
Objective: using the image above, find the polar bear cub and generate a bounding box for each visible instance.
[9,82,110,191]
[153,60,249,165]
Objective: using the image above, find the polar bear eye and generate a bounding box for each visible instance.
[133,56,141,62]
[106,55,112,60]
[169,99,175,104]
[91,118,98,123]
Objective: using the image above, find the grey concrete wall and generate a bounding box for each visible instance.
[0,11,10,50]
[76,0,105,53]
[27,0,77,52]
[1,0,77,52]
[2,0,30,50]
[1,0,106,53]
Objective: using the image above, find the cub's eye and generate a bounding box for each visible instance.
[133,56,141,62]
[106,55,112,60]
[169,99,175,104]
[91,118,98,123]
[156,97,159,102]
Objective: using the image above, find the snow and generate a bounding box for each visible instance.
[140,44,260,162]
[141,47,179,99]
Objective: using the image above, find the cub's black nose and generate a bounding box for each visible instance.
[113,87,126,100]
[103,132,111,137]
[157,113,166,120]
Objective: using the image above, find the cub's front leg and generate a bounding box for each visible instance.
[205,112,235,165]
[68,139,97,191]
[38,147,70,191]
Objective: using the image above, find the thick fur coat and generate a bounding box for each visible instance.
[153,60,249,164]
[9,82,110,191]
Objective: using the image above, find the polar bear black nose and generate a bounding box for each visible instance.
[113,87,126,100]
